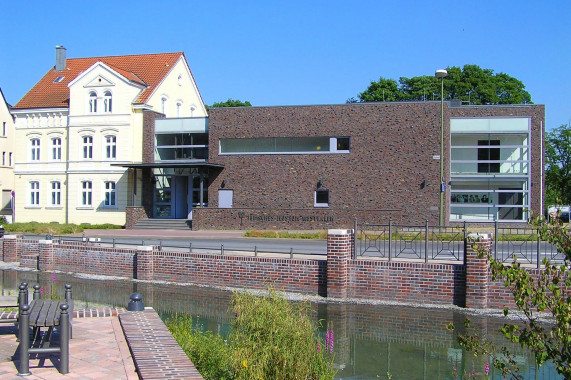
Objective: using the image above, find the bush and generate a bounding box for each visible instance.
[167,290,336,380]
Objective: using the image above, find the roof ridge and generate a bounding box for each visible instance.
[67,52,183,61]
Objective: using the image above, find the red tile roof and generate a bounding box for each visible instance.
[14,52,185,109]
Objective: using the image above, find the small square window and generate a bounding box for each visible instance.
[314,189,329,208]
[336,137,350,151]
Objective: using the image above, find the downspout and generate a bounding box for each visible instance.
[540,120,543,215]
[65,116,70,224]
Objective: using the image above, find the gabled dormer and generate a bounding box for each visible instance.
[68,62,147,116]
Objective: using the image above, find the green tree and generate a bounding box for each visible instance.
[448,217,571,378]
[211,98,252,108]
[545,124,571,205]
[356,65,532,105]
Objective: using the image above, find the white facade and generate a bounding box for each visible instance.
[0,89,15,221]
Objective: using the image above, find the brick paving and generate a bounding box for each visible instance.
[119,309,203,379]
[0,307,202,379]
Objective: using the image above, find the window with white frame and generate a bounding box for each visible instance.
[51,181,61,206]
[52,137,62,160]
[81,181,92,206]
[30,181,40,206]
[103,91,112,113]
[89,91,97,113]
[30,138,40,161]
[314,189,329,208]
[82,136,93,159]
[105,135,116,159]
[104,181,116,206]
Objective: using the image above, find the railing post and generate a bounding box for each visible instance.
[59,304,70,374]
[254,246,258,257]
[388,219,392,261]
[18,304,31,376]
[189,242,192,253]
[290,248,293,259]
[494,220,498,260]
[536,235,541,269]
[221,244,224,255]
[113,238,116,248]
[159,240,163,252]
[424,220,429,263]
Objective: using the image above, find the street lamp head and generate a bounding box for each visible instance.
[435,69,448,78]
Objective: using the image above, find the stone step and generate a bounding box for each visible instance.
[133,219,191,230]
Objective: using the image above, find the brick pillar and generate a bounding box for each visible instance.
[38,239,55,271]
[465,233,491,309]
[136,246,154,281]
[1,235,18,262]
[327,229,351,299]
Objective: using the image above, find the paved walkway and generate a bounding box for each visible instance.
[0,308,201,379]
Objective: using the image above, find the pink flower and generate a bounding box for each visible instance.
[317,343,320,352]
[485,362,489,375]
[40,286,44,295]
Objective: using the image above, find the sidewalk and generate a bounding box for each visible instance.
[77,228,246,239]
[0,311,137,379]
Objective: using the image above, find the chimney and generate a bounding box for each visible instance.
[55,45,66,72]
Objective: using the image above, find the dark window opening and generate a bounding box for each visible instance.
[315,189,329,207]
[337,137,350,151]
[478,140,500,173]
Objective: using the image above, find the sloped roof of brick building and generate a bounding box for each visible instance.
[14,52,185,109]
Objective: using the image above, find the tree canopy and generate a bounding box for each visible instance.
[355,64,532,105]
[211,98,252,108]
[545,124,571,205]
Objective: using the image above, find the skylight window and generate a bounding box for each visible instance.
[53,76,64,83]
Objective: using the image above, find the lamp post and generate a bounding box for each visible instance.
[435,69,447,227]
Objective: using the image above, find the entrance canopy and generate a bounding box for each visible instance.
[113,162,224,169]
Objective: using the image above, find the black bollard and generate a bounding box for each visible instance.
[18,283,28,306]
[18,304,30,376]
[59,304,69,374]
[127,292,144,311]
[65,284,72,303]
[33,284,41,300]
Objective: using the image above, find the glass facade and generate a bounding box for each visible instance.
[155,133,208,161]
[450,118,530,222]
[219,136,350,154]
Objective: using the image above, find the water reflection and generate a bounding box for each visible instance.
[0,270,562,379]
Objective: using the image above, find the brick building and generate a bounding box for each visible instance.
[128,101,545,230]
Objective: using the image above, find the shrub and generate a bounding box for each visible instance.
[167,290,336,380]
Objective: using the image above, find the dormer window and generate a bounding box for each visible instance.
[89,91,97,113]
[103,91,112,113]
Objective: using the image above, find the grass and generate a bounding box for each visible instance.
[167,290,336,380]
[2,221,123,235]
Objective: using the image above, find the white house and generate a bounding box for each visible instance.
[0,88,15,222]
[11,47,207,225]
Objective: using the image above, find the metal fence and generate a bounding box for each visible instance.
[355,220,569,266]
[20,234,324,259]
[355,221,466,262]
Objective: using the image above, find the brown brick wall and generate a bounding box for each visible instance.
[125,206,148,229]
[205,102,444,229]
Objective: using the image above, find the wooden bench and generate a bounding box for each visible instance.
[17,283,73,376]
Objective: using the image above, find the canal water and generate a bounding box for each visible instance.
[0,269,562,380]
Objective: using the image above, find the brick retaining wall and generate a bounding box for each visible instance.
[0,232,561,310]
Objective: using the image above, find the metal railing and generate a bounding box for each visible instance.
[20,234,324,260]
[354,220,466,262]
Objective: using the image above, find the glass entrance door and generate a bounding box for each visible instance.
[153,171,209,219]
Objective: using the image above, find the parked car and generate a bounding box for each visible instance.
[547,205,570,223]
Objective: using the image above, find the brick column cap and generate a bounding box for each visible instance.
[137,246,153,251]
[328,229,352,235]
[2,235,18,240]
[39,240,53,244]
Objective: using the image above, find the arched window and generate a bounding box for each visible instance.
[89,91,97,113]
[176,101,182,117]
[161,96,168,115]
[103,91,112,113]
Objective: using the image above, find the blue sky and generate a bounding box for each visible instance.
[1,1,569,130]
